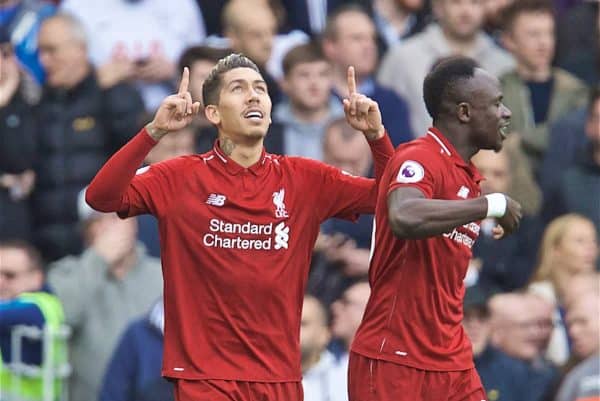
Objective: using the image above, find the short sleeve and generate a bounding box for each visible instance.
[388,145,441,199]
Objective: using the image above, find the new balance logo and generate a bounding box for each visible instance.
[274,222,289,250]
[206,194,226,206]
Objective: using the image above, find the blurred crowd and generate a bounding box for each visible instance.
[0,0,598,400]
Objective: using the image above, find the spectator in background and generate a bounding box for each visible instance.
[61,0,205,111]
[562,272,600,311]
[489,292,559,400]
[0,31,36,242]
[222,0,283,104]
[462,285,532,401]
[529,214,598,366]
[0,240,68,401]
[539,106,590,201]
[308,120,373,305]
[0,0,55,84]
[300,295,342,401]
[99,297,173,401]
[482,0,514,43]
[279,0,371,36]
[499,0,588,177]
[471,148,541,292]
[543,87,600,231]
[372,0,429,51]
[328,281,370,390]
[321,119,373,249]
[47,189,162,401]
[33,13,145,261]
[323,4,413,145]
[177,45,229,152]
[194,0,227,36]
[378,0,514,135]
[555,278,600,401]
[137,127,198,257]
[273,41,343,160]
[554,0,599,86]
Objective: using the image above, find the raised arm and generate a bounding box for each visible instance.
[342,66,393,181]
[388,187,522,239]
[86,68,201,212]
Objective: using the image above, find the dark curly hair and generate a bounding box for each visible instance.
[423,56,479,121]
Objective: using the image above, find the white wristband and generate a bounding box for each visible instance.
[485,193,507,218]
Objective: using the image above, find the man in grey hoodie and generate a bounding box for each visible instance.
[47,189,163,401]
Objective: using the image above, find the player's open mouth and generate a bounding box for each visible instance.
[499,122,510,139]
[244,109,264,121]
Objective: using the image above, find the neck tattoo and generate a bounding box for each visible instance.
[219,137,236,156]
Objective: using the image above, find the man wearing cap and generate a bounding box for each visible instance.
[46,190,162,401]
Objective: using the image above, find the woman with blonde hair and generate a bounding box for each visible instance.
[529,213,599,366]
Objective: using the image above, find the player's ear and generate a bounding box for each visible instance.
[457,102,471,123]
[205,104,221,125]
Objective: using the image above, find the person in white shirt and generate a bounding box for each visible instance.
[301,295,344,401]
[60,0,206,111]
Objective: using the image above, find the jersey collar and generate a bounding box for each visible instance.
[426,127,483,182]
[212,140,269,176]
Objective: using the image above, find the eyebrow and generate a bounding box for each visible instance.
[227,79,267,87]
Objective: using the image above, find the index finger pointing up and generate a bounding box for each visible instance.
[178,67,190,97]
[347,66,356,95]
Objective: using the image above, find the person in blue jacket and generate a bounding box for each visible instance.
[99,297,173,401]
[0,0,56,84]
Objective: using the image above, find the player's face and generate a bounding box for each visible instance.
[505,12,555,74]
[330,12,378,78]
[437,0,485,41]
[211,67,272,142]
[283,60,333,112]
[468,69,511,152]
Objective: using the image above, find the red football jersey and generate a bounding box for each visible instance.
[351,127,483,371]
[86,128,393,382]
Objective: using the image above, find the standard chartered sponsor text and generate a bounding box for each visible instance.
[203,219,288,250]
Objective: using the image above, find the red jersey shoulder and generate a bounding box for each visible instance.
[136,154,205,176]
[279,155,341,177]
[391,138,446,178]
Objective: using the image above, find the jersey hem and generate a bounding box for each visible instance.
[350,346,474,372]
[161,370,302,383]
